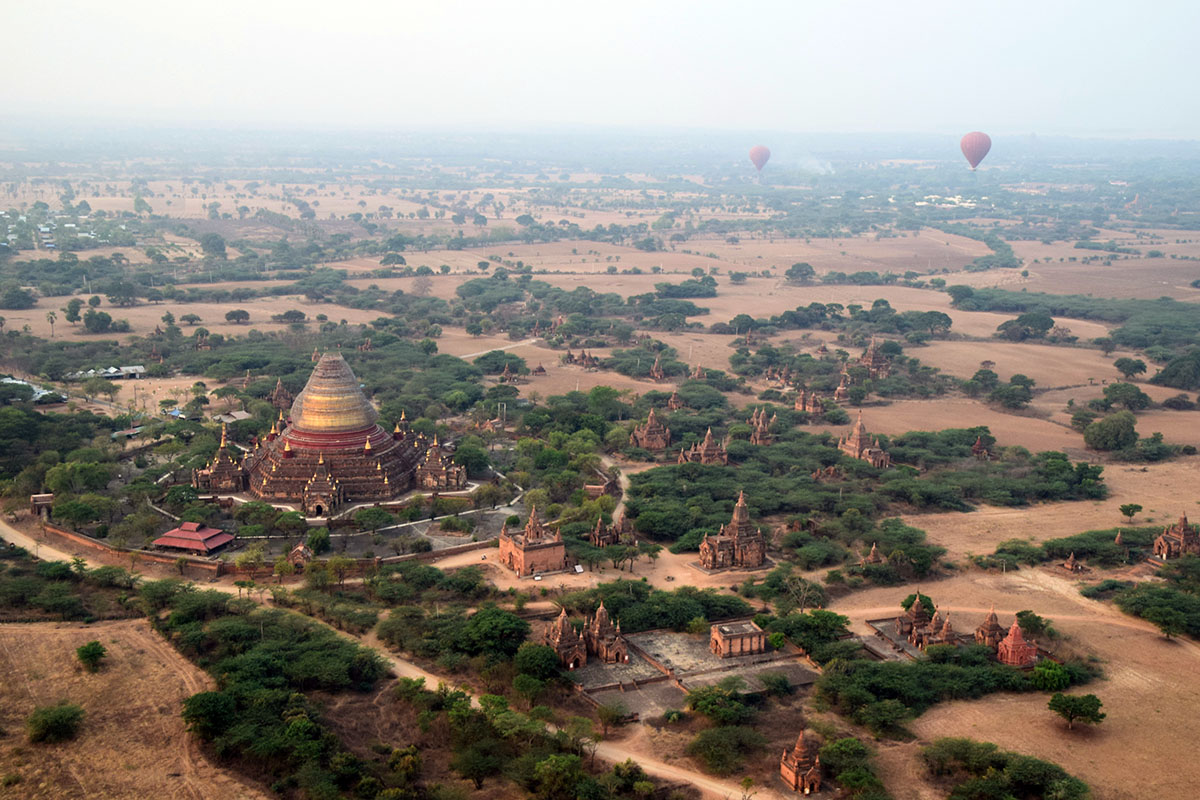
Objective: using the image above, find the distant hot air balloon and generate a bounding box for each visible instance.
[749,145,771,172]
[960,132,991,170]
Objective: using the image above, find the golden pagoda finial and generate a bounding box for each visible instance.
[400,410,407,421]
[269,421,278,435]
[376,461,382,471]
[219,423,228,449]
[284,440,292,452]
[318,453,324,465]
[278,408,284,421]
[394,422,401,434]
[364,438,372,451]
[383,475,389,485]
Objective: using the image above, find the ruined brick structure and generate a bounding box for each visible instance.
[498,506,567,577]
[677,427,728,465]
[268,378,294,411]
[779,731,822,795]
[543,602,629,669]
[649,354,667,381]
[1153,514,1200,559]
[666,389,685,411]
[971,435,990,460]
[838,411,891,468]
[414,436,468,491]
[630,407,671,450]
[833,372,850,402]
[858,336,891,379]
[195,353,424,516]
[974,606,1005,649]
[793,388,823,415]
[709,620,766,657]
[699,491,766,570]
[748,407,777,446]
[588,517,629,548]
[192,425,248,493]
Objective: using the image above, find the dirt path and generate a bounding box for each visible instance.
[458,336,541,359]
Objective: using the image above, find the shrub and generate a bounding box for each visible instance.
[27,702,84,743]
[684,726,767,775]
[75,640,106,672]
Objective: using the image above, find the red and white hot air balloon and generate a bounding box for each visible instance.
[960,132,991,170]
[749,145,771,172]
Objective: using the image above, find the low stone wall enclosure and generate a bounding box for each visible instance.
[37,522,493,580]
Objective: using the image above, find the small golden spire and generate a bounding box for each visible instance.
[219,423,228,449]
[284,440,292,452]
[318,453,324,465]
[376,461,382,471]
[383,475,389,485]
[394,422,401,434]
[364,438,372,451]
[400,410,407,421]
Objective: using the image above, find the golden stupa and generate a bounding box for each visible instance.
[240,353,421,516]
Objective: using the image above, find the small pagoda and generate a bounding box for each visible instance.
[630,408,671,450]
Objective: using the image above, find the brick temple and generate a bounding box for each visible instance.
[779,730,822,794]
[498,506,567,576]
[192,353,423,516]
[677,427,728,465]
[544,602,630,669]
[699,491,766,570]
[1153,514,1200,559]
[838,411,891,468]
[630,407,671,450]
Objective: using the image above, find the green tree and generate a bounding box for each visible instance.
[1048,693,1105,729]
[76,640,107,672]
[199,233,227,259]
[354,507,394,533]
[596,702,627,736]
[515,642,561,680]
[451,742,503,789]
[1113,358,1147,379]
[63,297,84,325]
[1083,411,1138,451]
[1103,382,1151,411]
[1119,503,1142,522]
[182,691,237,739]
[533,754,585,800]
[1142,605,1187,639]
[785,263,815,283]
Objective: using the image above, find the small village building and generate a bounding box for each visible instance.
[779,731,822,795]
[710,620,766,658]
[630,408,671,450]
[498,507,567,576]
[29,493,54,517]
[699,491,766,570]
[152,521,235,554]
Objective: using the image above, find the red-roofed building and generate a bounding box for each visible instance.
[152,522,235,554]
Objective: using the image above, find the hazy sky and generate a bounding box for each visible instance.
[2,0,1196,138]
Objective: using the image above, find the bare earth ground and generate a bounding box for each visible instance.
[0,619,270,800]
[812,398,1082,453]
[828,569,1200,800]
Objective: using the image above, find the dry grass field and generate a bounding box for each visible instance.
[0,620,269,800]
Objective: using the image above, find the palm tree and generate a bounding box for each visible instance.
[45,311,56,338]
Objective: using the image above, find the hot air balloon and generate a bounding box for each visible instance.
[749,145,771,172]
[960,132,991,170]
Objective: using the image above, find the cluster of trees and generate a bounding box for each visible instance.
[0,548,140,622]
[150,581,389,798]
[922,737,1090,800]
[558,579,752,633]
[1092,555,1200,639]
[976,525,1159,570]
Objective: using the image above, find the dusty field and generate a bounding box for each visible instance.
[812,398,1082,453]
[904,456,1200,561]
[1,295,382,341]
[828,569,1200,800]
[914,340,1136,387]
[0,619,269,800]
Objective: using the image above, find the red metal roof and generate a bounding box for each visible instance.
[152,522,234,553]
